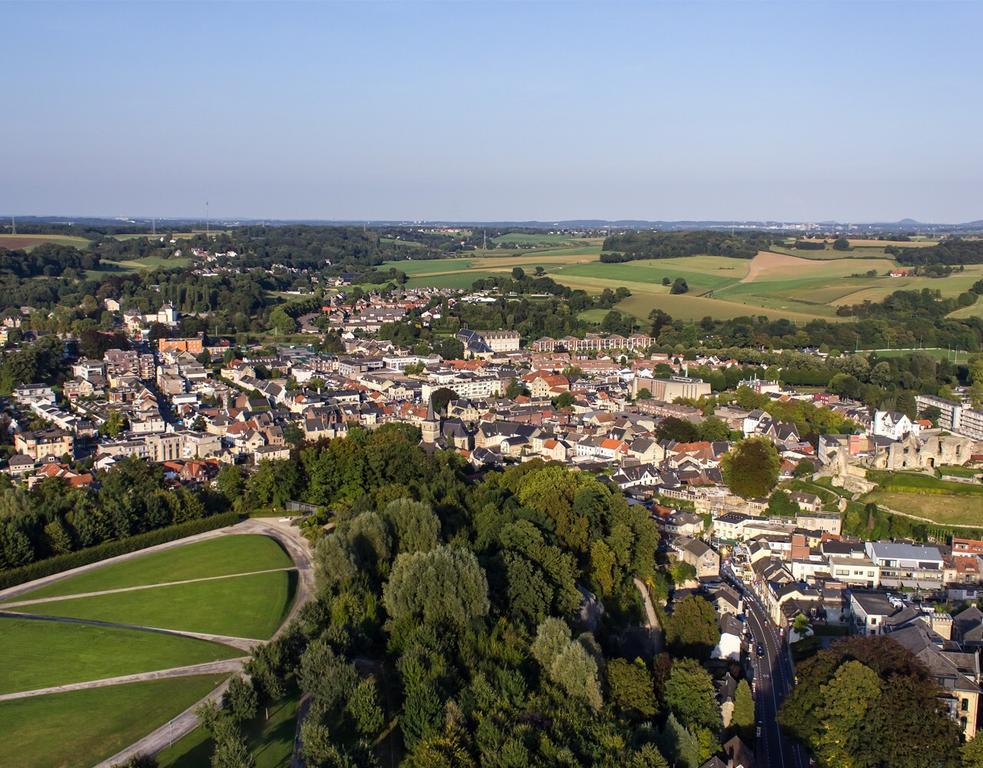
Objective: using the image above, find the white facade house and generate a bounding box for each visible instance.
[871,410,918,440]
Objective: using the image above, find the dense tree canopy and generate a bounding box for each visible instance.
[720,437,780,498]
[779,636,962,768]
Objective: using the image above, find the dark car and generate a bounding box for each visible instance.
[756,721,763,739]
[756,643,765,657]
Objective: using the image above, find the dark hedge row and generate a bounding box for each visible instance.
[0,510,241,590]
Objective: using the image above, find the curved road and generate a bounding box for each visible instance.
[722,561,808,768]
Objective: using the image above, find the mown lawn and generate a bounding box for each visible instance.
[0,674,228,768]
[9,535,292,601]
[0,618,240,694]
[17,571,295,640]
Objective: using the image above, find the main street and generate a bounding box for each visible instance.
[722,561,809,768]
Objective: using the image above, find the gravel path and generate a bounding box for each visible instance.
[0,566,295,609]
[0,658,248,702]
[0,610,264,652]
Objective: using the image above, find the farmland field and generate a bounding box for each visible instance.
[0,618,240,694]
[491,232,591,247]
[0,674,228,768]
[0,234,92,251]
[112,231,224,241]
[16,569,295,639]
[384,244,979,323]
[7,534,292,601]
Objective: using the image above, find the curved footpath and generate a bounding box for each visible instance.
[0,658,249,703]
[0,566,295,610]
[0,610,265,652]
[0,517,315,768]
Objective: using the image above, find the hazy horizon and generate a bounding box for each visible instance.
[4,1,982,222]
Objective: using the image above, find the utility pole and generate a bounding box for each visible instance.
[151,217,156,236]
[205,201,210,237]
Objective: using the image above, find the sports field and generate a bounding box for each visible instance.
[0,234,92,251]
[0,675,228,768]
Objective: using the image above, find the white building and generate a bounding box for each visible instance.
[871,410,918,440]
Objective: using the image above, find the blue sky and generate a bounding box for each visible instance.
[3,1,982,222]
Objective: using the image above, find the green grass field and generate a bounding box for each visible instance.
[860,347,971,361]
[0,674,228,768]
[9,535,292,602]
[861,471,983,526]
[406,270,500,289]
[0,618,240,694]
[577,308,612,323]
[382,257,473,275]
[866,471,983,496]
[157,692,300,768]
[948,301,983,320]
[0,234,92,251]
[864,490,983,526]
[113,255,193,270]
[17,570,295,639]
[380,237,427,248]
[491,232,584,247]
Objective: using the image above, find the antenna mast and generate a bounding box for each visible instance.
[205,201,210,237]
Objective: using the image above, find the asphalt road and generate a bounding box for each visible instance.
[722,562,809,768]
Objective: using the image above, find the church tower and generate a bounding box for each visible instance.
[421,399,440,444]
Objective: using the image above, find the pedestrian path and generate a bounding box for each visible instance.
[0,566,296,609]
[0,657,248,702]
[0,610,264,651]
